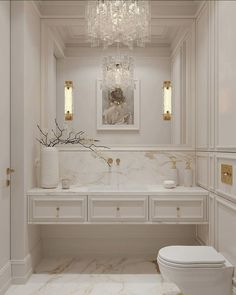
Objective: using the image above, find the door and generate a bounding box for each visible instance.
[0,0,11,277]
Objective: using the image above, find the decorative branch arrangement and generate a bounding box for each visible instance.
[37,119,110,165]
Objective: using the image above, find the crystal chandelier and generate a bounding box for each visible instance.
[87,0,151,49]
[102,55,134,91]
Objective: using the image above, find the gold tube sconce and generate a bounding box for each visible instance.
[64,81,73,121]
[163,81,172,120]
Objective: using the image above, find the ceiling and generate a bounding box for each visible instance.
[36,1,202,18]
[36,1,202,48]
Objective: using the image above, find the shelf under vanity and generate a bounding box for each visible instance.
[27,186,208,225]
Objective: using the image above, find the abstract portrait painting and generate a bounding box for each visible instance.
[97,80,140,130]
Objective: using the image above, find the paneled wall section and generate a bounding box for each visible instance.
[196,2,236,293]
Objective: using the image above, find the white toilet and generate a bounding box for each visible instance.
[157,245,234,295]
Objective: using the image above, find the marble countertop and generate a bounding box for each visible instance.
[27,185,208,196]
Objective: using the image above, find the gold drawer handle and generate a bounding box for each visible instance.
[56,207,60,218]
[176,207,180,218]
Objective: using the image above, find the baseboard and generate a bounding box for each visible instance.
[0,261,11,295]
[232,277,236,295]
[233,286,236,295]
[11,240,42,284]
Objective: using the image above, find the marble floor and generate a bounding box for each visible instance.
[5,257,181,295]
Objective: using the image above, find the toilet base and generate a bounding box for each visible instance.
[158,259,234,295]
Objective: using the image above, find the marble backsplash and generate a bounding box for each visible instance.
[58,149,196,187]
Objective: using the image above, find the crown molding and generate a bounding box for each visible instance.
[37,1,200,19]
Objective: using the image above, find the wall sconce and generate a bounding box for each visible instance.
[163,81,172,120]
[64,81,73,121]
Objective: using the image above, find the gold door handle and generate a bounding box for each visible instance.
[6,168,15,175]
[6,168,15,187]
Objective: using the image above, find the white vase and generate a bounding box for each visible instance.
[168,168,179,186]
[40,147,59,188]
[184,168,193,187]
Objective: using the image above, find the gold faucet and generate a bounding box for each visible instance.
[116,158,121,166]
[107,158,113,166]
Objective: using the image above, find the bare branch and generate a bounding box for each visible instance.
[36,138,46,146]
[36,120,110,166]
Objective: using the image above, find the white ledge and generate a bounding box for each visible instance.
[28,185,208,196]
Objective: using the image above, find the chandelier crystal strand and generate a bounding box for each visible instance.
[102,52,134,91]
[87,0,151,49]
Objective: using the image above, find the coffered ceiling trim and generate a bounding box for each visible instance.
[36,1,203,19]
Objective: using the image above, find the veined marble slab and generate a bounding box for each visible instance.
[58,150,196,190]
[28,185,207,196]
[5,258,182,295]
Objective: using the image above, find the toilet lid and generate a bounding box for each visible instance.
[158,246,225,266]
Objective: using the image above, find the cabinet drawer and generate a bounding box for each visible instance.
[28,196,87,223]
[150,195,207,222]
[88,196,148,222]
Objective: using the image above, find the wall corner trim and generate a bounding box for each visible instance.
[11,241,42,284]
[233,285,236,295]
[0,261,11,295]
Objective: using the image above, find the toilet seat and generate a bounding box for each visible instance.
[158,246,226,268]
[158,255,224,268]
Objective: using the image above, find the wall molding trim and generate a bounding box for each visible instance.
[194,1,207,19]
[196,152,209,189]
[11,241,42,284]
[57,145,196,153]
[30,1,42,18]
[0,261,11,295]
[216,147,236,153]
[195,234,206,246]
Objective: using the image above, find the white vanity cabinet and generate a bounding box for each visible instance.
[27,187,208,224]
[150,195,207,223]
[28,195,87,224]
[88,195,148,222]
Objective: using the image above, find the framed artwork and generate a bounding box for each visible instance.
[96,80,140,130]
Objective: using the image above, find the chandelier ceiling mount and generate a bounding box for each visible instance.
[87,0,151,49]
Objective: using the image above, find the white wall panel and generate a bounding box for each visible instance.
[196,4,209,149]
[196,152,208,189]
[216,1,236,150]
[11,1,42,282]
[0,1,11,292]
[41,224,196,257]
[215,196,236,278]
[171,49,181,144]
[209,153,215,192]
[208,194,215,247]
[196,225,208,245]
